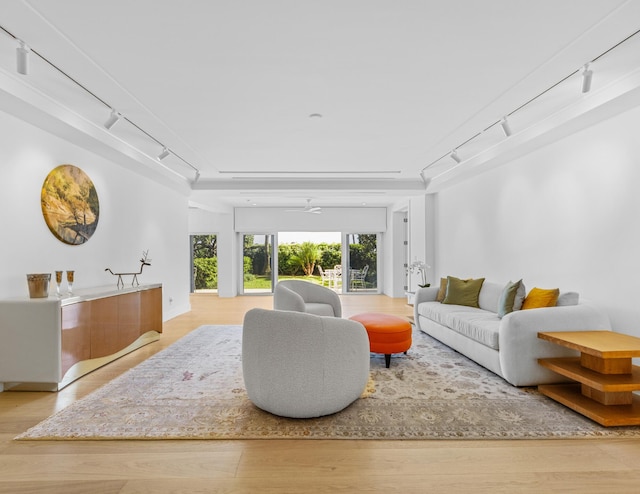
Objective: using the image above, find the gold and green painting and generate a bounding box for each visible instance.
[41,164,99,245]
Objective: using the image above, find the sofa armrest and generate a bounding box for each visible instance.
[413,286,439,328]
[414,286,439,305]
[499,302,611,386]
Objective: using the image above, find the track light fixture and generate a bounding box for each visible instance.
[581,63,593,93]
[157,147,171,161]
[16,40,29,75]
[194,170,201,182]
[500,117,512,137]
[419,28,640,176]
[1,25,202,182]
[104,109,121,130]
[420,169,430,186]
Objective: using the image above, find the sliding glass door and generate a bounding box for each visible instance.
[190,234,218,293]
[278,231,341,288]
[238,232,379,294]
[242,234,276,294]
[346,233,378,293]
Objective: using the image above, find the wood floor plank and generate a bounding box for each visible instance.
[117,470,640,494]
[117,475,548,494]
[0,480,126,494]
[1,293,639,492]
[0,451,241,482]
[236,442,627,478]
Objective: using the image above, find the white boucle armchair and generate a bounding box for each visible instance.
[242,308,369,418]
[273,279,342,317]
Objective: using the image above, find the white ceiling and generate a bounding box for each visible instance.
[1,0,639,209]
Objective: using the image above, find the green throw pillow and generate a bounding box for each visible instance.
[442,276,485,308]
[436,277,447,302]
[497,279,522,318]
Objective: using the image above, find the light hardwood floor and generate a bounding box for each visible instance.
[1,293,640,493]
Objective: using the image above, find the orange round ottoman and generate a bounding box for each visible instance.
[349,313,412,368]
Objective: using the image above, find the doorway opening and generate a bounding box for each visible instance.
[345,233,378,293]
[242,234,276,294]
[191,234,218,293]
[278,232,342,290]
[238,231,380,295]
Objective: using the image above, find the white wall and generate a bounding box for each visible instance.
[407,194,436,290]
[383,209,407,298]
[408,195,426,282]
[436,104,640,335]
[0,109,191,320]
[234,207,387,232]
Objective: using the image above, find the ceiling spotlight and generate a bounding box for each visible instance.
[104,109,121,130]
[157,147,171,160]
[16,40,30,75]
[581,63,593,93]
[500,117,512,137]
[450,150,462,163]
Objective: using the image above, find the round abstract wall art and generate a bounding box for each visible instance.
[41,164,99,245]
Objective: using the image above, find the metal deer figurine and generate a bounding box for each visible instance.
[105,250,152,288]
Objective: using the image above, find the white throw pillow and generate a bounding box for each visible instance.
[556,292,580,306]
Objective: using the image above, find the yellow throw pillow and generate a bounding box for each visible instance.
[442,276,485,308]
[521,287,560,310]
[436,277,447,302]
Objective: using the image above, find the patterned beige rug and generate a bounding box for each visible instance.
[16,325,640,440]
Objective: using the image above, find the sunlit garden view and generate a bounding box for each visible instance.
[191,233,377,292]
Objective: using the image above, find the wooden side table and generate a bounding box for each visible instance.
[537,330,640,426]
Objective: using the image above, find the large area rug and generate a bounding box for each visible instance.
[16,324,640,440]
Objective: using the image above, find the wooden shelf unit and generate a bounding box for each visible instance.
[538,330,640,426]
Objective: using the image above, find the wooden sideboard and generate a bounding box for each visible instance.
[0,284,162,391]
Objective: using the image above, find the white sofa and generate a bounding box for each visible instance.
[413,281,611,386]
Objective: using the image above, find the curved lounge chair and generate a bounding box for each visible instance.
[242,308,370,418]
[273,279,341,317]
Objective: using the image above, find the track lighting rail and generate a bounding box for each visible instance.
[0,24,200,182]
[421,27,640,174]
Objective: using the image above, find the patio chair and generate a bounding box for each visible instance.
[332,265,342,289]
[350,264,369,290]
[318,266,330,286]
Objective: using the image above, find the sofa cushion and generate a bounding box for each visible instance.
[557,291,580,306]
[497,280,522,318]
[417,301,500,350]
[443,277,485,308]
[447,311,501,350]
[522,287,560,310]
[304,303,337,317]
[477,281,505,313]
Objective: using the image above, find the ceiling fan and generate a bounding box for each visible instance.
[285,198,322,214]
